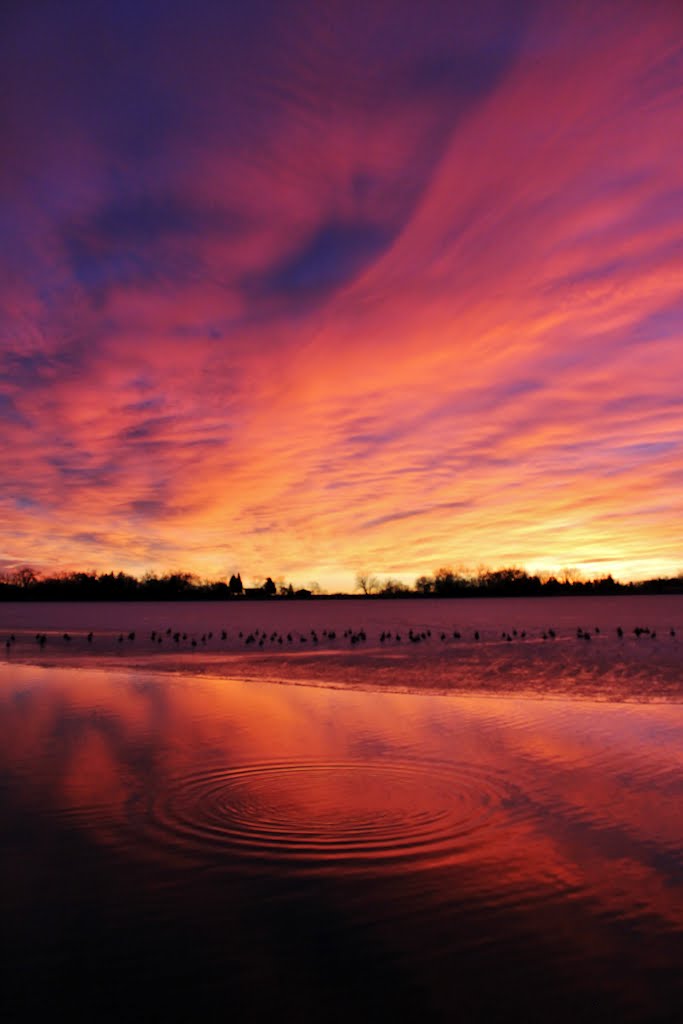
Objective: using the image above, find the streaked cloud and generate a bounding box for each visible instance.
[1,0,682,588]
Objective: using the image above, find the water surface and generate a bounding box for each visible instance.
[2,649,683,1021]
[3,595,683,700]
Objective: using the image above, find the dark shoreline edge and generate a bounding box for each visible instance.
[3,585,683,604]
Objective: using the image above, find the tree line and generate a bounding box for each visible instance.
[0,569,311,601]
[357,567,683,598]
[0,564,682,601]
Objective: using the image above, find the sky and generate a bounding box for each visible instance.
[1,0,682,592]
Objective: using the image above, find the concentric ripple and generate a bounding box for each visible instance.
[139,758,524,874]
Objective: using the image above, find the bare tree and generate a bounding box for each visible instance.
[13,566,38,588]
[355,573,379,595]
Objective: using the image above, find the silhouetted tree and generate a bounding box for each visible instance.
[415,575,433,595]
[1,560,681,602]
[433,567,471,595]
[379,578,411,596]
[356,573,379,595]
[13,566,38,589]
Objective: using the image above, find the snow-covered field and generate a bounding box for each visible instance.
[2,595,682,700]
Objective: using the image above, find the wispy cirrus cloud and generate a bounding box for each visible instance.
[1,0,682,586]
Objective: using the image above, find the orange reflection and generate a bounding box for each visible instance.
[1,661,682,942]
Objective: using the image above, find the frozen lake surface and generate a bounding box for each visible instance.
[2,595,683,700]
[2,597,683,1020]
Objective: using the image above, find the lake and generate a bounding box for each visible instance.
[2,597,683,1021]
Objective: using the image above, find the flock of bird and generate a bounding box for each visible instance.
[3,623,678,651]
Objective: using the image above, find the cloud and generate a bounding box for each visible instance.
[249,220,394,306]
[0,0,682,586]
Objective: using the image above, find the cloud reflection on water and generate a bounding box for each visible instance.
[2,662,683,1019]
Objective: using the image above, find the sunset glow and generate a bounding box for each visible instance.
[2,1,682,590]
